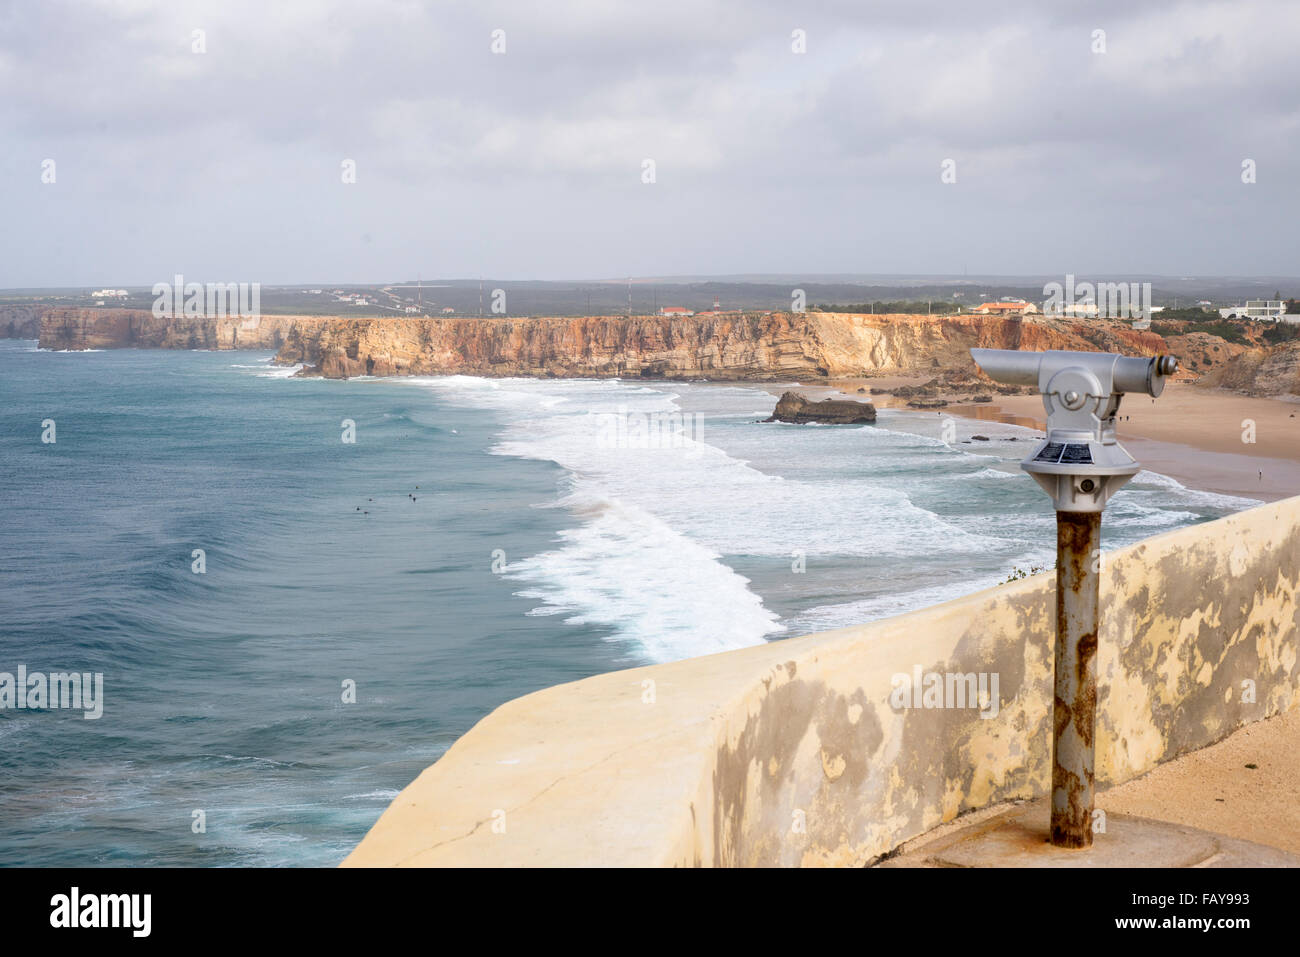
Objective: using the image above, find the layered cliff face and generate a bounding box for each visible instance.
[801,312,1166,379]
[37,308,306,352]
[274,312,1170,380]
[277,313,834,379]
[0,304,51,339]
[1199,341,1300,398]
[34,307,1172,381]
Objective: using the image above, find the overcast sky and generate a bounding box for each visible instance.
[2,0,1297,287]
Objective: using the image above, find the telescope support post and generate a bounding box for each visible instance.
[1051,510,1101,849]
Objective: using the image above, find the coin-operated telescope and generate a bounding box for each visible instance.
[969,348,1178,850]
[970,350,1179,512]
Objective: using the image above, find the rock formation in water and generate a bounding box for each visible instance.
[765,391,877,424]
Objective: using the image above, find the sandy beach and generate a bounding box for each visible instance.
[773,376,1300,502]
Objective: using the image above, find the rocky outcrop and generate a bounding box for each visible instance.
[37,308,305,352]
[277,313,837,379]
[275,312,1171,380]
[1161,331,1249,377]
[1198,341,1300,399]
[765,391,877,424]
[34,308,1174,382]
[0,304,51,339]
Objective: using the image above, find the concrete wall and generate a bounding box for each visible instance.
[343,497,1300,867]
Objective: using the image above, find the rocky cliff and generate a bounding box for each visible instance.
[36,308,306,352]
[273,312,1169,380]
[0,304,51,339]
[33,308,1173,381]
[1198,340,1300,399]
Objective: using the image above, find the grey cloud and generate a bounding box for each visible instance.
[1,0,1296,285]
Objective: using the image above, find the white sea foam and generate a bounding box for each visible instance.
[957,466,1021,480]
[1125,469,1263,510]
[230,360,302,378]
[507,494,781,661]
[410,377,785,661]
[343,789,401,801]
[257,364,303,378]
[784,577,1018,636]
[404,375,1254,664]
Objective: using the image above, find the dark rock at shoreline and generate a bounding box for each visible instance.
[765,391,877,425]
[906,398,948,409]
[973,395,993,403]
[972,434,990,441]
[893,379,942,398]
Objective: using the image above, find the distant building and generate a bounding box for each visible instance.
[974,301,1039,315]
[404,306,420,314]
[442,307,456,314]
[1059,300,1099,318]
[660,306,694,317]
[1220,300,1285,321]
[90,289,127,298]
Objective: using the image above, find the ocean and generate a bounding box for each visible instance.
[0,340,1258,866]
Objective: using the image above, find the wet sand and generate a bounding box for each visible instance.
[763,376,1300,502]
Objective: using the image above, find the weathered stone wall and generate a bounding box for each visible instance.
[343,497,1300,867]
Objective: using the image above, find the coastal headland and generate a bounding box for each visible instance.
[11,304,1299,498]
[26,305,1166,379]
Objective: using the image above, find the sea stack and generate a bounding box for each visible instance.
[764,391,877,424]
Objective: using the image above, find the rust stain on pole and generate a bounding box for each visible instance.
[1052,510,1101,848]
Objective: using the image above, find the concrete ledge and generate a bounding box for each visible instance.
[878,800,1300,868]
[344,496,1300,866]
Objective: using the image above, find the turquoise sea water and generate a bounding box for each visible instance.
[0,341,1258,866]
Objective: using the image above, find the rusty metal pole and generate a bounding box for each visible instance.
[1051,510,1101,848]
[970,348,1180,851]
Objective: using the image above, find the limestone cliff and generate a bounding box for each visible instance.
[1198,341,1300,399]
[34,308,1172,381]
[0,304,50,339]
[274,312,1169,380]
[37,308,305,352]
